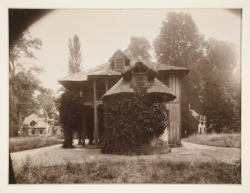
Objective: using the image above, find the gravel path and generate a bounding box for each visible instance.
[10,140,241,169]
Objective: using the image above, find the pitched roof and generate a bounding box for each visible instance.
[23,114,39,125]
[102,78,176,102]
[102,78,134,99]
[147,79,176,101]
[122,61,158,79]
[109,49,130,64]
[58,51,189,84]
[190,109,200,120]
[88,69,121,77]
[34,121,47,129]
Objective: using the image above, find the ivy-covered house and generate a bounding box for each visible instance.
[58,50,189,145]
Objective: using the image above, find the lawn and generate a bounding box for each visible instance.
[182,133,241,148]
[14,157,241,184]
[9,136,62,152]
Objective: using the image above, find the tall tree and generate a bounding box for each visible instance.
[153,12,205,135]
[68,34,82,74]
[200,38,240,132]
[154,12,204,67]
[9,31,42,136]
[66,34,83,144]
[127,36,152,61]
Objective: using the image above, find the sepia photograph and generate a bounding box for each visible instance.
[7,8,242,185]
[1,0,249,191]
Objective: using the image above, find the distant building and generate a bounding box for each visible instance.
[189,108,207,134]
[22,114,62,137]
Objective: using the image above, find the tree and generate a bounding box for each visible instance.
[9,31,42,136]
[200,39,240,132]
[37,88,56,119]
[61,34,83,144]
[68,34,82,74]
[127,36,152,61]
[154,12,204,67]
[59,91,82,148]
[153,12,205,135]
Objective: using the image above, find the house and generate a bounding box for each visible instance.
[58,50,189,145]
[22,114,47,136]
[189,108,207,134]
[22,114,62,137]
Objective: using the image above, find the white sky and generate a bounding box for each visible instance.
[27,9,241,92]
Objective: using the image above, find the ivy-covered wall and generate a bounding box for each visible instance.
[101,91,168,155]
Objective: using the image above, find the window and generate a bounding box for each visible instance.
[40,129,43,134]
[115,59,125,70]
[133,73,148,88]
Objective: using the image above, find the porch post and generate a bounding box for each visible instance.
[105,78,108,92]
[93,78,99,145]
[81,107,86,147]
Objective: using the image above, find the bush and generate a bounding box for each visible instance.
[9,136,62,152]
[101,91,167,155]
[59,90,82,148]
[182,133,241,148]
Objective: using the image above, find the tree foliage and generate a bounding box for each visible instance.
[154,12,204,67]
[153,12,240,134]
[200,39,240,132]
[59,90,82,148]
[154,12,205,135]
[68,34,82,74]
[127,36,152,61]
[37,88,56,119]
[9,31,42,136]
[101,91,167,155]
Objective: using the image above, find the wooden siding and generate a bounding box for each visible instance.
[165,74,181,141]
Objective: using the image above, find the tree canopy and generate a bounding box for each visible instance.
[127,36,152,61]
[68,34,82,74]
[153,12,240,134]
[9,31,43,136]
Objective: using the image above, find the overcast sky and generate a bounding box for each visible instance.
[27,9,241,92]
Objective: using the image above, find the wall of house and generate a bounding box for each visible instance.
[162,74,181,141]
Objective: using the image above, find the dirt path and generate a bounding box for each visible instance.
[10,141,240,169]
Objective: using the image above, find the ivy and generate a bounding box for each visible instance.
[101,90,167,155]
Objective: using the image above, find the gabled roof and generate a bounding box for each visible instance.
[109,49,130,64]
[88,69,121,77]
[34,121,47,129]
[102,60,176,102]
[23,114,39,125]
[122,61,158,80]
[58,50,189,87]
[102,78,134,99]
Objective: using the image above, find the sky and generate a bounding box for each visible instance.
[26,9,241,92]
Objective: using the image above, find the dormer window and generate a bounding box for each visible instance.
[109,50,130,71]
[115,59,125,70]
[133,73,148,88]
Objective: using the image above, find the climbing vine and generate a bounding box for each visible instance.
[101,90,167,155]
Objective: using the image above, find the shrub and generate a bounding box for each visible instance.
[59,90,82,148]
[182,133,241,148]
[101,91,167,155]
[9,136,62,152]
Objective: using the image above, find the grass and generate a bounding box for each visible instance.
[14,157,241,184]
[182,133,241,148]
[9,136,62,153]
